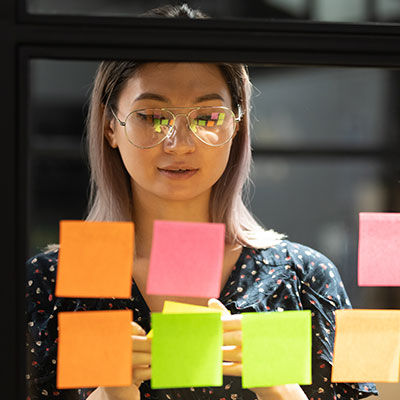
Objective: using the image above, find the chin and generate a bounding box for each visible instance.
[157,191,202,202]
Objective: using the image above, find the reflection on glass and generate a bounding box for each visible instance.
[26,0,400,23]
[249,67,393,148]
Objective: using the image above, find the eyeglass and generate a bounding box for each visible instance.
[109,105,243,149]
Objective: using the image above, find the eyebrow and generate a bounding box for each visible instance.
[132,92,225,104]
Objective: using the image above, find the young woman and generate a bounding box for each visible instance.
[25,4,378,400]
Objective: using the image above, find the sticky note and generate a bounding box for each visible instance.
[146,220,225,298]
[332,309,400,382]
[147,300,225,338]
[358,212,400,286]
[242,311,312,388]
[57,310,132,388]
[162,300,224,314]
[151,312,223,388]
[56,220,134,298]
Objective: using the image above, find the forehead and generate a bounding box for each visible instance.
[119,62,231,105]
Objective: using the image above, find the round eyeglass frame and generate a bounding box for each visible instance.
[109,105,244,149]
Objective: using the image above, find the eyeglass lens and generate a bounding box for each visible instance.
[124,107,236,148]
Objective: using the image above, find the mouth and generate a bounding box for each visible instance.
[159,168,197,172]
[157,167,199,179]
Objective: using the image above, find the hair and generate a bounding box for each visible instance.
[83,3,285,249]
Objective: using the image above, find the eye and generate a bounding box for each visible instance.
[136,112,149,121]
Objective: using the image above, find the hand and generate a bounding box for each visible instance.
[99,322,151,400]
[208,298,243,376]
[207,299,307,400]
[130,321,152,386]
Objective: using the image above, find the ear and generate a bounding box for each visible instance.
[102,104,118,149]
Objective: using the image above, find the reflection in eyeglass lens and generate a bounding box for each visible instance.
[126,107,235,147]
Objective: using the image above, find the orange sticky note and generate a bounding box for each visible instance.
[57,310,133,388]
[56,220,134,298]
[358,212,400,286]
[332,309,400,383]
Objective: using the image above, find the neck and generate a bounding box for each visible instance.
[132,186,211,259]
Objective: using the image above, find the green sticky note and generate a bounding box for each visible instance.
[242,310,312,388]
[151,312,223,389]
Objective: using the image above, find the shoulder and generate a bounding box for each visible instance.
[255,239,335,268]
[257,239,351,308]
[255,239,343,286]
[26,247,59,284]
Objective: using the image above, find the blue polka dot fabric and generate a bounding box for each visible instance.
[25,239,378,399]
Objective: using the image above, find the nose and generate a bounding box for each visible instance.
[163,114,195,154]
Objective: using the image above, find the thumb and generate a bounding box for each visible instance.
[208,298,231,315]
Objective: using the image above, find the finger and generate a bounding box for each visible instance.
[222,362,242,377]
[208,298,231,315]
[132,367,151,385]
[132,335,152,352]
[131,322,146,336]
[222,314,242,332]
[222,346,242,363]
[223,330,242,346]
[132,351,151,367]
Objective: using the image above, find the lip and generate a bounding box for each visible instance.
[157,166,199,180]
[159,164,199,171]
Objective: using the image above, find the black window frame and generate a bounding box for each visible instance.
[3,1,400,398]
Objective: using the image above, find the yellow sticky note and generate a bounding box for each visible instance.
[162,300,223,314]
[147,301,226,338]
[332,309,400,382]
[57,310,133,388]
[56,220,134,298]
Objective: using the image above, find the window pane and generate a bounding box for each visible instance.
[249,66,400,148]
[26,59,400,400]
[26,0,400,23]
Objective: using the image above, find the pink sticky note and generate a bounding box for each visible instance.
[358,212,400,286]
[146,220,225,298]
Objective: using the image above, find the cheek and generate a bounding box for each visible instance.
[205,144,232,181]
[117,144,154,184]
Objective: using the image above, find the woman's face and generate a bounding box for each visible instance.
[105,62,237,204]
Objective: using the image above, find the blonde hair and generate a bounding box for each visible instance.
[84,59,285,249]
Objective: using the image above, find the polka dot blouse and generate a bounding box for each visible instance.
[25,239,378,399]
